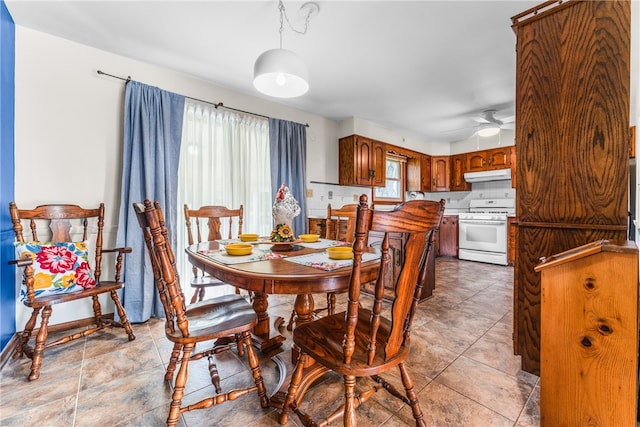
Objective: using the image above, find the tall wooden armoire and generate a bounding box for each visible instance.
[511,1,631,375]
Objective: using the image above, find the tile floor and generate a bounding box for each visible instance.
[0,258,540,426]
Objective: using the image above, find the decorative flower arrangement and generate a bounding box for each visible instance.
[270,223,295,242]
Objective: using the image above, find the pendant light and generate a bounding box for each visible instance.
[253,1,319,98]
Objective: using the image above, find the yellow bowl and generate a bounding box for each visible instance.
[299,233,320,243]
[239,233,259,242]
[225,243,253,256]
[326,246,353,260]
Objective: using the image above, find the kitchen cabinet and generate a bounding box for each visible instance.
[466,146,513,173]
[364,231,435,302]
[512,0,629,375]
[449,154,470,191]
[436,215,458,257]
[406,154,432,192]
[431,156,450,192]
[338,135,386,187]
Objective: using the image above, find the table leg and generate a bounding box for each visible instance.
[291,293,315,368]
[250,292,285,357]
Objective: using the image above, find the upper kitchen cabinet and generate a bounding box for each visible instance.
[406,154,432,193]
[339,135,386,187]
[450,153,471,191]
[466,146,514,172]
[431,156,450,192]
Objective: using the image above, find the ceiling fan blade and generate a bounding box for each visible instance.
[471,116,490,124]
[440,125,477,134]
[500,115,515,124]
[502,123,515,130]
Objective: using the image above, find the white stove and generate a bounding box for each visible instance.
[458,199,514,266]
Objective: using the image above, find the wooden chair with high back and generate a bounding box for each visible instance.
[134,200,268,426]
[183,204,244,303]
[279,195,445,427]
[326,203,358,242]
[287,203,358,330]
[8,202,136,381]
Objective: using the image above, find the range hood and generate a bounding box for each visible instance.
[463,168,512,183]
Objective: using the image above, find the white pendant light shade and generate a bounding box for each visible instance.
[477,123,501,137]
[253,48,309,98]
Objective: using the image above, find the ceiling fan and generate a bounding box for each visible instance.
[471,109,515,137]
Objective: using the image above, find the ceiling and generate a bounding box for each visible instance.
[6,0,540,143]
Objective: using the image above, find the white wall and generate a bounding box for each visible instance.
[13,25,452,327]
[12,26,346,327]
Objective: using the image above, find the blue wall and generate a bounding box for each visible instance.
[0,0,16,352]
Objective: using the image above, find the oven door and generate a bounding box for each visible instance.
[458,218,507,254]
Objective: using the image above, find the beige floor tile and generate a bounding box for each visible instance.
[435,356,534,421]
[0,259,540,427]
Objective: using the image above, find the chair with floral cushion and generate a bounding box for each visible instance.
[8,202,136,381]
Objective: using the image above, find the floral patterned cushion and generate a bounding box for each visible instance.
[14,241,96,301]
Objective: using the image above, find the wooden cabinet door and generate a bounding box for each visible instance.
[486,146,512,170]
[420,154,432,192]
[466,152,487,172]
[450,154,470,191]
[437,215,458,257]
[365,231,435,302]
[371,140,387,186]
[339,135,386,187]
[406,157,421,192]
[431,156,450,191]
[355,136,374,185]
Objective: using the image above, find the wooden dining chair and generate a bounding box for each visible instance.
[326,203,358,242]
[183,204,244,303]
[134,200,268,426]
[287,203,358,330]
[8,202,136,381]
[279,195,445,427]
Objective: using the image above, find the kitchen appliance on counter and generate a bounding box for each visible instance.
[458,198,515,266]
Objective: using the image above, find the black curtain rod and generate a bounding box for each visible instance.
[96,70,309,127]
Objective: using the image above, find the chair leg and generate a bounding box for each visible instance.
[91,295,104,328]
[13,307,40,360]
[109,290,136,341]
[343,375,357,427]
[166,343,182,381]
[189,288,199,304]
[279,352,309,424]
[327,292,336,316]
[241,331,269,408]
[234,333,245,357]
[399,363,425,427]
[167,343,193,427]
[29,305,52,381]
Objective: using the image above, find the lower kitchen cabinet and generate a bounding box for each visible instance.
[436,215,458,257]
[364,231,435,302]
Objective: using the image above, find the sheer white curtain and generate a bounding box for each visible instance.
[177,100,272,286]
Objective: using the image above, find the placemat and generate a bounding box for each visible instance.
[297,238,351,250]
[198,248,287,265]
[284,250,380,271]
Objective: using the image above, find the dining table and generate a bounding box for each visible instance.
[185,237,381,408]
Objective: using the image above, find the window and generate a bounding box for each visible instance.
[176,101,272,286]
[374,155,405,204]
